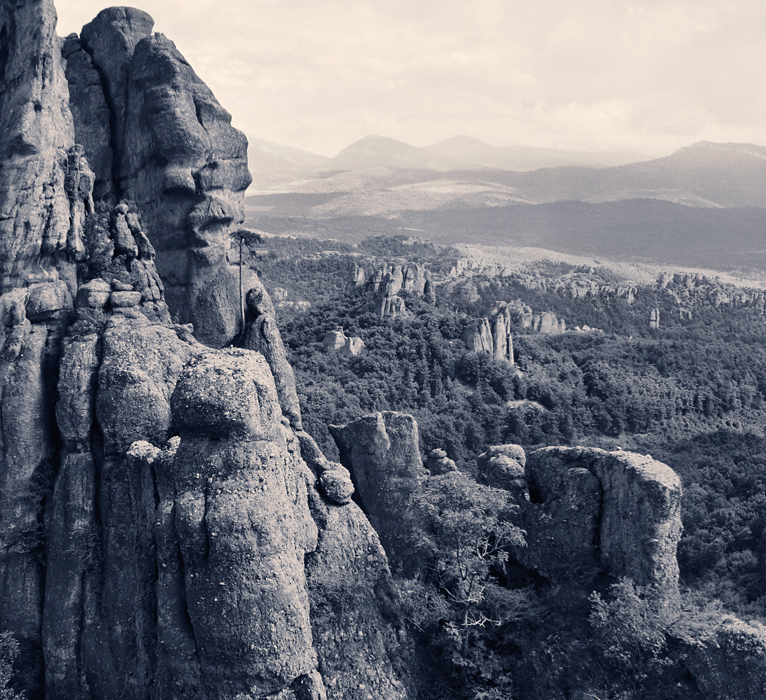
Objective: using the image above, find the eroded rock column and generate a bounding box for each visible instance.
[165,349,320,698]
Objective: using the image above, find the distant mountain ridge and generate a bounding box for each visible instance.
[424,135,649,170]
[247,133,654,185]
[245,140,766,273]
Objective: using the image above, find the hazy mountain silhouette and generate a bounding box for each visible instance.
[424,135,649,171]
[245,140,766,272]
[327,135,471,172]
[248,137,330,175]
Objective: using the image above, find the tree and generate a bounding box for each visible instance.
[0,632,24,700]
[407,471,527,664]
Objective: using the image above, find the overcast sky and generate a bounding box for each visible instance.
[56,0,766,158]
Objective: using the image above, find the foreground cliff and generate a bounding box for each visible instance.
[0,2,415,698]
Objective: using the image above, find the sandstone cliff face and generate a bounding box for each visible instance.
[64,7,254,347]
[517,446,683,607]
[0,2,81,690]
[329,412,428,574]
[0,3,416,698]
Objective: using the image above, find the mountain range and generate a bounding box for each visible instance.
[245,139,766,275]
[248,134,650,183]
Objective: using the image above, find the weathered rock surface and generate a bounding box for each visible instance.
[306,498,414,700]
[329,412,428,573]
[680,616,766,700]
[322,329,365,358]
[1,3,419,699]
[424,448,457,475]
[477,446,527,495]
[121,32,253,345]
[44,304,197,700]
[165,349,319,698]
[0,3,83,690]
[243,281,303,430]
[0,0,78,294]
[64,9,254,346]
[521,447,683,606]
[367,263,432,317]
[461,306,514,363]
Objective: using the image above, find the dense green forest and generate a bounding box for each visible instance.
[255,234,766,698]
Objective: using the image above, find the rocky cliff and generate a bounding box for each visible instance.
[64,6,255,346]
[0,3,415,699]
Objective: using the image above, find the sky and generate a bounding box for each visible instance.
[55,0,766,158]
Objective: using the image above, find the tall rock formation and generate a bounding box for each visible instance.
[461,306,514,364]
[516,446,683,608]
[64,7,255,346]
[368,263,433,317]
[0,3,416,698]
[329,412,428,574]
[0,0,82,691]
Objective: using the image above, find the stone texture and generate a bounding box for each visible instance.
[63,33,114,200]
[322,330,346,350]
[329,412,428,573]
[306,497,414,700]
[164,349,319,698]
[79,7,154,181]
[242,281,303,430]
[681,616,766,700]
[44,305,197,700]
[319,465,355,505]
[120,32,254,346]
[477,449,527,495]
[521,447,683,606]
[424,448,457,475]
[0,0,77,294]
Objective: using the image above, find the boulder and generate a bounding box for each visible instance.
[340,336,365,358]
[424,448,457,475]
[477,451,526,495]
[76,278,111,308]
[319,465,355,505]
[681,616,766,700]
[322,330,346,350]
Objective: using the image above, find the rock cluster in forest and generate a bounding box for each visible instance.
[365,263,435,317]
[322,328,366,358]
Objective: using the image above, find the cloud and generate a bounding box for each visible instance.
[55,0,766,156]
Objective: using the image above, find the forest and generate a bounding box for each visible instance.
[253,234,766,698]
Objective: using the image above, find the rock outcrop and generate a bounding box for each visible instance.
[242,280,303,430]
[322,329,365,358]
[329,412,428,573]
[0,3,417,698]
[424,448,457,475]
[518,447,683,607]
[462,305,515,364]
[680,616,766,700]
[367,263,433,317]
[65,7,255,347]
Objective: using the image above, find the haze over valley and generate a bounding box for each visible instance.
[246,137,766,276]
